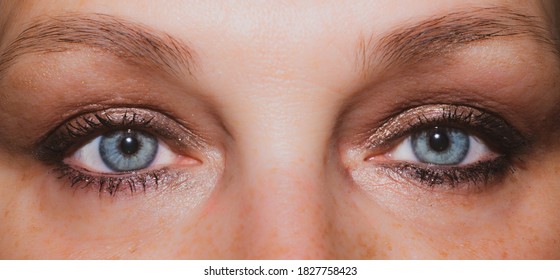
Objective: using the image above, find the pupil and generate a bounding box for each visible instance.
[120,134,139,155]
[428,127,450,152]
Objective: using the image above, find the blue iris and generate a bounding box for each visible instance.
[411,127,469,165]
[99,130,158,172]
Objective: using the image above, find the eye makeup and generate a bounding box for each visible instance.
[363,104,528,153]
[360,104,529,191]
[35,107,206,196]
[36,107,205,163]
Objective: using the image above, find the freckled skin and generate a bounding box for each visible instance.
[0,0,560,259]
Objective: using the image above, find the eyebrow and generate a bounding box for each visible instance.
[0,13,197,79]
[358,7,559,74]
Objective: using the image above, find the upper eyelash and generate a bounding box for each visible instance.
[363,104,529,155]
[359,104,529,191]
[34,107,204,196]
[35,107,204,164]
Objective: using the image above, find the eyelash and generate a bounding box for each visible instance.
[36,108,200,196]
[54,165,169,196]
[363,104,528,191]
[38,104,527,195]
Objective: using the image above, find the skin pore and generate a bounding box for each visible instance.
[0,0,559,259]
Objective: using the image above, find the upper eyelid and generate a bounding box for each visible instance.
[361,104,528,154]
[35,107,205,163]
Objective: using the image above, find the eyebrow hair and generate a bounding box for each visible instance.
[358,7,559,74]
[0,13,197,79]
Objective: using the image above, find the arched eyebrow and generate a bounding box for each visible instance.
[0,13,197,79]
[358,6,559,75]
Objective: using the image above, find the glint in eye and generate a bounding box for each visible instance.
[361,105,529,189]
[67,129,192,173]
[36,107,209,196]
[389,126,495,166]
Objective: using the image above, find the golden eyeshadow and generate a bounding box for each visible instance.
[34,107,206,196]
[363,104,528,153]
[35,107,205,163]
[359,104,529,191]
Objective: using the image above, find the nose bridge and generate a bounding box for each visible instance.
[212,61,341,257]
[238,156,333,259]
[223,105,336,258]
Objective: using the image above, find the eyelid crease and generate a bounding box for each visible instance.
[35,107,205,164]
[362,104,529,155]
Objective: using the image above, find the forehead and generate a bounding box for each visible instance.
[0,0,553,43]
[0,1,556,102]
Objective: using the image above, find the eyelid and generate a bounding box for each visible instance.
[35,107,205,163]
[352,104,529,191]
[362,104,528,155]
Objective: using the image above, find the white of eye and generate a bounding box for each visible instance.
[66,136,178,173]
[389,134,493,166]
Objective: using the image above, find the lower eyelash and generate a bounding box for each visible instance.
[54,164,171,196]
[378,156,513,192]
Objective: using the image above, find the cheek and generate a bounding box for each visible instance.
[0,155,216,258]
[419,159,560,259]
[345,149,560,259]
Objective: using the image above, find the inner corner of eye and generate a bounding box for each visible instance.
[364,147,401,163]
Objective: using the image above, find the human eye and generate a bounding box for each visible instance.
[364,104,528,190]
[36,107,205,196]
[70,126,204,174]
[389,127,492,166]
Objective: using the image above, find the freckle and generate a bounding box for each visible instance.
[357,233,377,259]
[29,225,41,233]
[3,210,9,218]
[128,246,138,254]
[439,251,449,258]
[502,251,509,258]
[497,238,504,245]
[182,222,195,236]
[384,241,393,251]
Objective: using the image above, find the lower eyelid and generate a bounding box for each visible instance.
[360,157,512,193]
[54,164,180,196]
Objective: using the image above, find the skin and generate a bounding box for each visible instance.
[0,0,559,259]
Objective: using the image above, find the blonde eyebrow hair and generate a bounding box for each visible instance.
[358,6,559,74]
[0,13,197,79]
